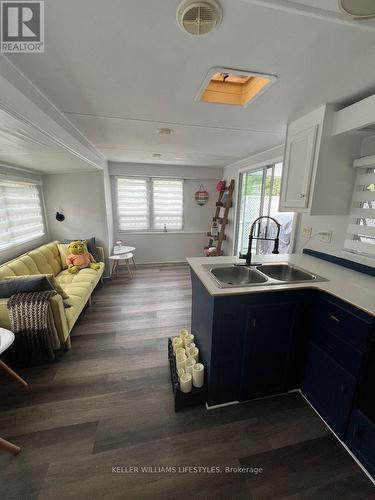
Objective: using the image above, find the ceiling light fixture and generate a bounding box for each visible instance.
[157,128,174,135]
[338,0,375,19]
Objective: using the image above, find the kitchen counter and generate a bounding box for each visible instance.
[187,254,375,316]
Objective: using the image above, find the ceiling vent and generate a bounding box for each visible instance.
[338,0,375,19]
[177,0,223,35]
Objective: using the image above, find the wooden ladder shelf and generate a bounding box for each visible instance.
[205,179,235,256]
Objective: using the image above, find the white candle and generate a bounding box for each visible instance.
[192,363,204,388]
[180,373,192,393]
[184,333,194,348]
[172,337,183,353]
[189,346,199,362]
[177,368,185,381]
[179,328,189,340]
[176,353,187,371]
[185,357,196,374]
[175,347,186,358]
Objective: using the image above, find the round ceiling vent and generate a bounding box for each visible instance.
[177,1,223,35]
[338,0,375,19]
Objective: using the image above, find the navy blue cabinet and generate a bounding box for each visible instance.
[302,342,356,438]
[240,301,299,401]
[346,408,375,478]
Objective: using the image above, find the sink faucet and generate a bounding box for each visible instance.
[239,216,281,266]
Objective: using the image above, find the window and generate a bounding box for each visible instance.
[236,162,295,255]
[344,166,375,259]
[116,177,183,232]
[0,180,45,251]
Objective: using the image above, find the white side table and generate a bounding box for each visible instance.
[109,252,136,279]
[0,327,28,455]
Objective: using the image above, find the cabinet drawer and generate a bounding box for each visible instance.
[302,342,356,438]
[311,323,364,378]
[346,407,375,478]
[315,297,372,351]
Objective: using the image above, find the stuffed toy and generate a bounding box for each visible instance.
[66,240,100,274]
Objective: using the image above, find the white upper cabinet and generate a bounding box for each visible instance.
[281,125,318,209]
[280,105,361,215]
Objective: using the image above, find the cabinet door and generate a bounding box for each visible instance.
[280,124,318,209]
[302,342,356,438]
[209,305,245,406]
[346,408,375,478]
[240,302,297,401]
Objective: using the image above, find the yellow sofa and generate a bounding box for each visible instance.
[0,241,105,348]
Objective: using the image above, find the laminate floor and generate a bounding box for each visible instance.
[0,264,374,500]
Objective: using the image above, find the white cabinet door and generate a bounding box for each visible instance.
[280,125,318,209]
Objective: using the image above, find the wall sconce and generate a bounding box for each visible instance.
[55,212,65,222]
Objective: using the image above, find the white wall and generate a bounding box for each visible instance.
[0,165,49,264]
[109,162,222,264]
[43,171,112,270]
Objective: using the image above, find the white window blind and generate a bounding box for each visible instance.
[116,177,184,232]
[344,166,375,258]
[0,180,45,251]
[152,179,183,231]
[117,177,150,231]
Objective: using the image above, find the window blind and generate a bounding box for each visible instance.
[344,166,375,258]
[152,179,183,231]
[0,181,45,251]
[117,177,150,231]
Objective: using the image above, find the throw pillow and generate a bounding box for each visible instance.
[0,275,54,298]
[57,243,70,269]
[3,274,69,300]
[63,237,100,262]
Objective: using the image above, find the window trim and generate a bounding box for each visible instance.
[115,176,185,233]
[0,179,46,252]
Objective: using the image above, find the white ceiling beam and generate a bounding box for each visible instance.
[240,0,375,31]
[333,95,375,135]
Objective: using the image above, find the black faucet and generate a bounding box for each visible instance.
[239,216,281,266]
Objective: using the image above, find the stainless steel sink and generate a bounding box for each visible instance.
[207,262,328,288]
[210,266,268,287]
[256,263,317,282]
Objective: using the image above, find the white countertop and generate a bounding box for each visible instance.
[186,254,375,317]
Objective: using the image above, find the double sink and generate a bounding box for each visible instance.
[209,263,328,288]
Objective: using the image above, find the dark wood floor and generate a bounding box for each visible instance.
[0,264,374,500]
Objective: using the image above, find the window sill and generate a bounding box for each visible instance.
[117,231,206,235]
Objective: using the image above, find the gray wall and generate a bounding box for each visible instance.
[42,171,112,272]
[109,162,223,264]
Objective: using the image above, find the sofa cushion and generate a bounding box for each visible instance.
[28,242,62,276]
[57,243,70,269]
[2,273,69,300]
[56,263,104,288]
[0,254,40,280]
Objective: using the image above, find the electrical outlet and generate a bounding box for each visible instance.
[302,226,312,238]
[319,231,332,243]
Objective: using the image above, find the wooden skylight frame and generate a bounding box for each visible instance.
[196,67,277,107]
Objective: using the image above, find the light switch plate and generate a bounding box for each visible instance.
[302,226,312,238]
[319,231,332,243]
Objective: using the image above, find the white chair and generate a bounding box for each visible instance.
[109,252,136,279]
[0,327,28,455]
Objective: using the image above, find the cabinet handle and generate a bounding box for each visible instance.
[339,384,346,395]
[330,315,340,322]
[298,193,306,198]
[252,319,256,329]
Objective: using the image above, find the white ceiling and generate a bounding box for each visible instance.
[0,109,98,173]
[4,0,375,169]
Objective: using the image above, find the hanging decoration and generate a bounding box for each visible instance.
[194,184,209,206]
